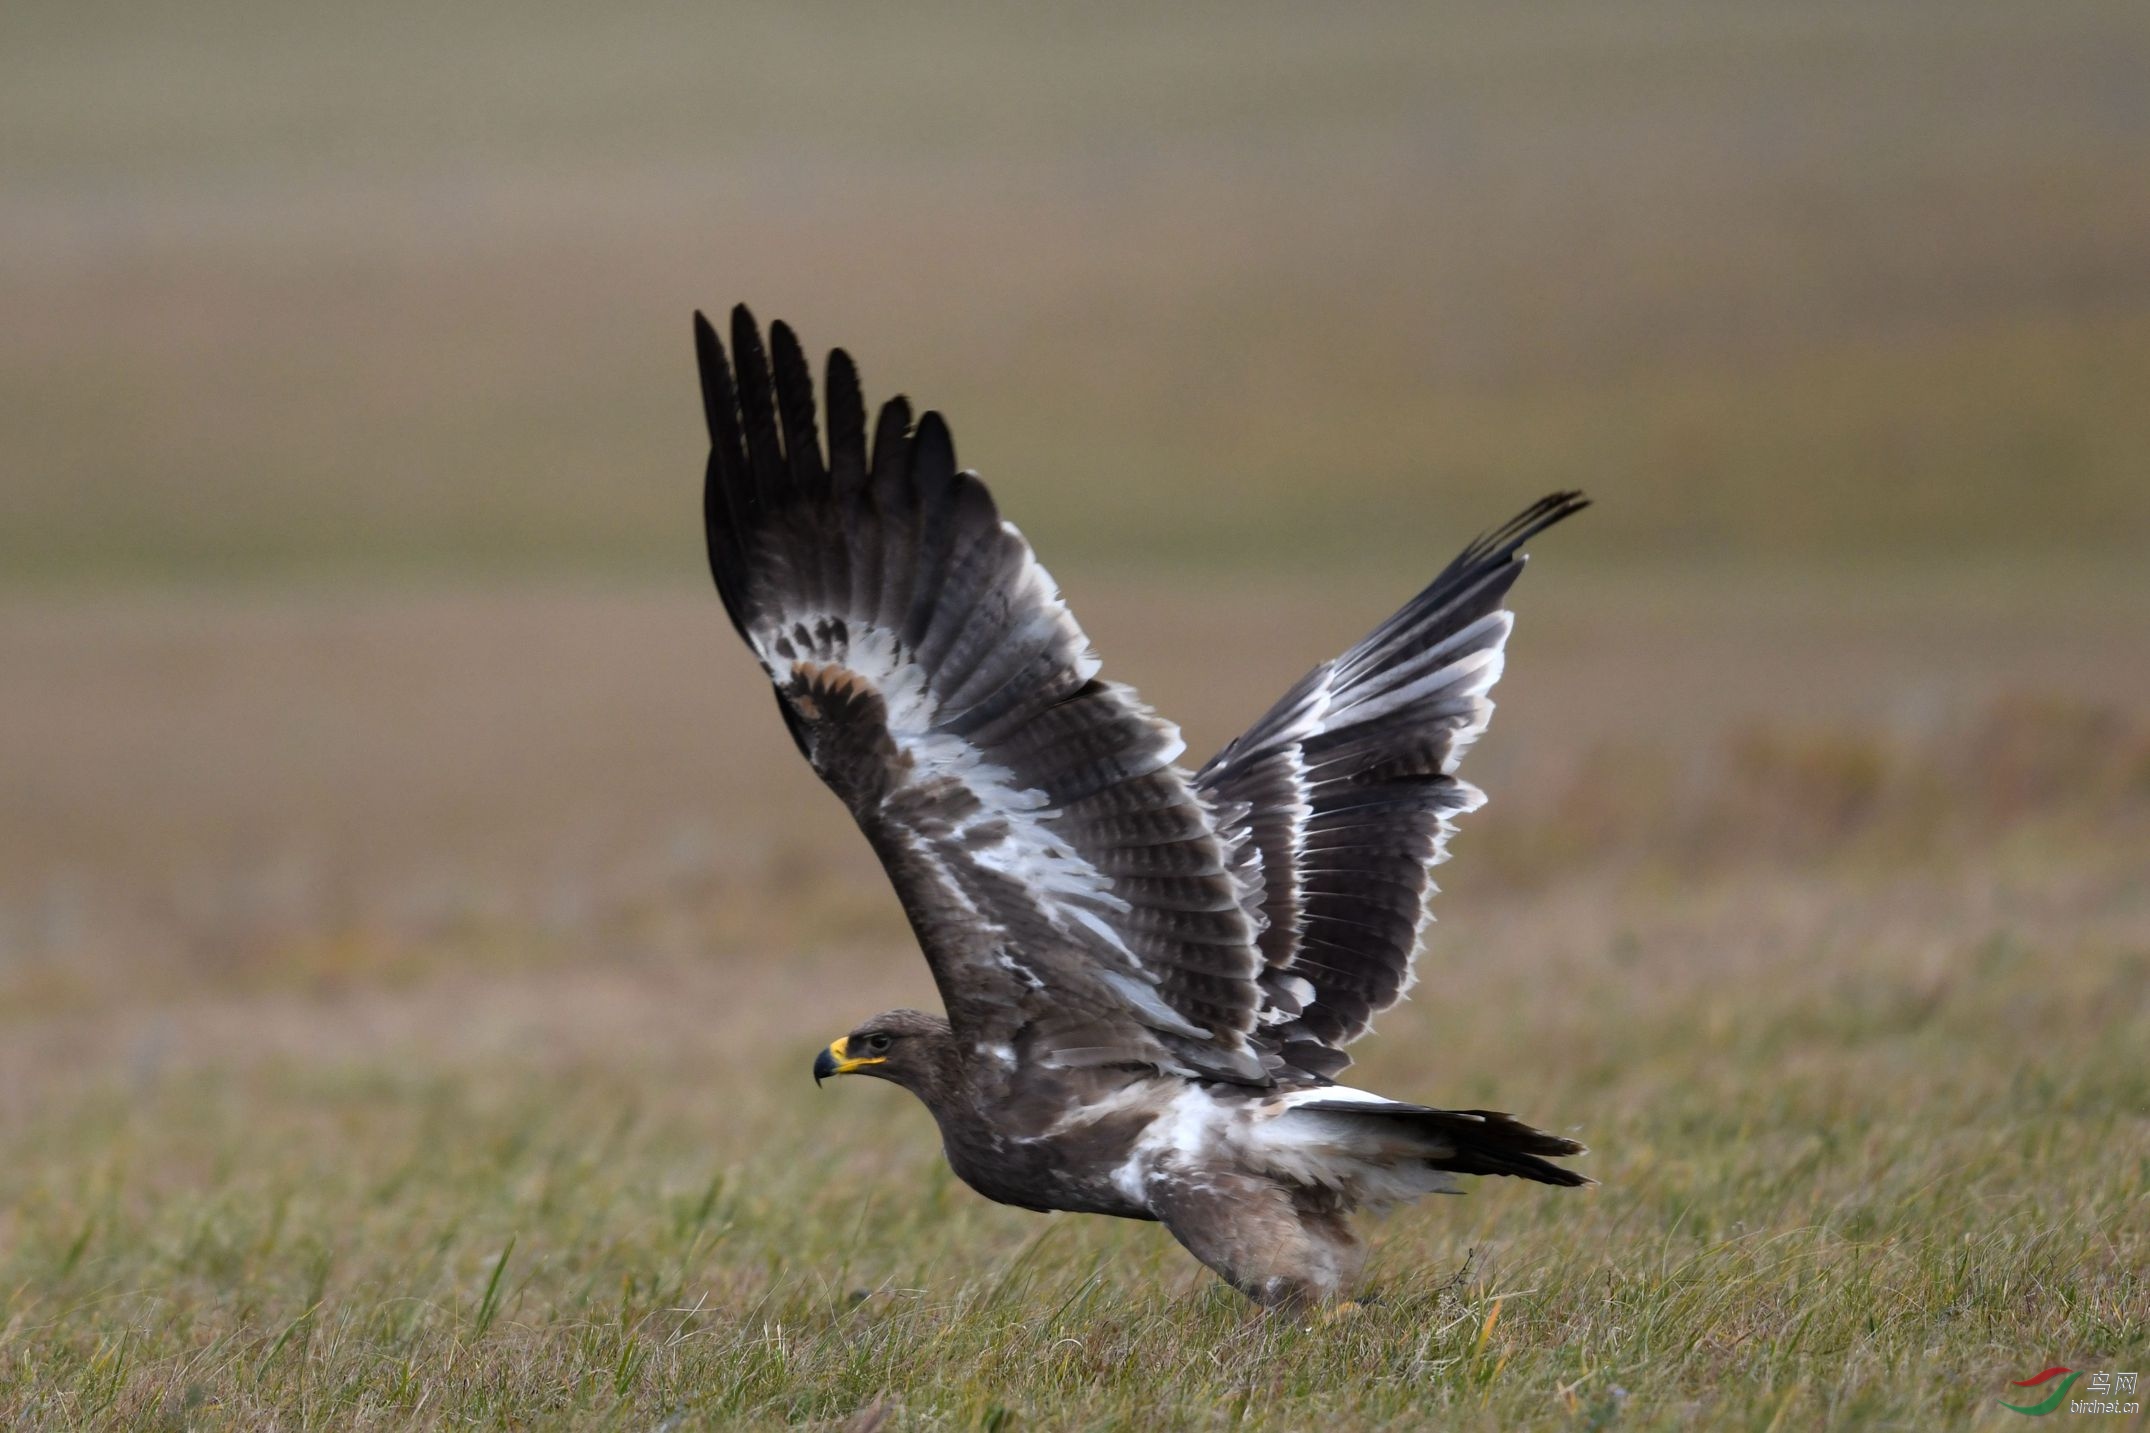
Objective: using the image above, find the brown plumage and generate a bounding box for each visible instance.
[703,307,1588,1308]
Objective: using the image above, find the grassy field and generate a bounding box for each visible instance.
[2,580,2145,1428]
[5,2,2150,1428]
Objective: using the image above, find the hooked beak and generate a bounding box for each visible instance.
[813,1035,886,1086]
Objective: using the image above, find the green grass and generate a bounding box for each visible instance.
[3,692,2145,1427]
[3,887,2143,1428]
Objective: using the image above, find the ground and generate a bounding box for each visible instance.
[2,579,2144,1429]
[4,2,2149,1426]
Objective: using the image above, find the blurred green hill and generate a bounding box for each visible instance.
[5,1,2147,584]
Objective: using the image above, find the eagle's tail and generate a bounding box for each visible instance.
[1292,1098,1592,1188]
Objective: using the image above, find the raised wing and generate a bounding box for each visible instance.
[1197,493,1587,1079]
[697,307,1268,1081]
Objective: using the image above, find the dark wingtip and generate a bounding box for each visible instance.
[825,347,868,496]
[1500,490,1590,551]
[868,394,915,491]
[728,306,768,387]
[729,305,765,372]
[913,410,956,478]
[727,305,788,505]
[1539,487,1589,520]
[1451,489,1590,577]
[768,317,827,491]
[692,310,731,445]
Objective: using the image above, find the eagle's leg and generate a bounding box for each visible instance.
[1150,1171,1360,1310]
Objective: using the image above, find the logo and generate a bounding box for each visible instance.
[2002,1369,2082,1416]
[2000,1367,2140,1417]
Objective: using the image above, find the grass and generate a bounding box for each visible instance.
[2,824,2143,1428]
[5,2,2148,1425]
[2,583,2145,1428]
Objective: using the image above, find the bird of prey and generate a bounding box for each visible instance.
[695,306,1588,1308]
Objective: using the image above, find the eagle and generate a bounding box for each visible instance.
[695,306,1589,1309]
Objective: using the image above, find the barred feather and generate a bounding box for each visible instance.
[1198,493,1589,1075]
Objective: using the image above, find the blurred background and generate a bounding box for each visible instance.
[6,0,2145,980]
[2,3,2146,1419]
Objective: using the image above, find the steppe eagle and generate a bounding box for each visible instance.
[696,306,1587,1308]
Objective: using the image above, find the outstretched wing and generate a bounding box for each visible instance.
[1197,494,1588,1080]
[698,307,1268,1082]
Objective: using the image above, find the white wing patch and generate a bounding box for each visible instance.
[1257,973,1316,1026]
[755,609,1147,959]
[748,580,1271,1076]
[995,952,1048,992]
[1100,970,1212,1039]
[1206,607,1515,1031]
[1327,613,1510,735]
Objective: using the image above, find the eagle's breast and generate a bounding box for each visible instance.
[932,1066,1172,1220]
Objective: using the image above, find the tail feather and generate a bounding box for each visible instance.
[1293,1099,1592,1188]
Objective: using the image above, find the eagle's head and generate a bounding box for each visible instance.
[813,1008,955,1094]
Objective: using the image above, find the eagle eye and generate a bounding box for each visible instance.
[862,1032,893,1055]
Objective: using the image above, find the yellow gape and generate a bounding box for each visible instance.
[825,1037,885,1075]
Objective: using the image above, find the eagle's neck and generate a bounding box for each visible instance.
[891,1027,973,1122]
